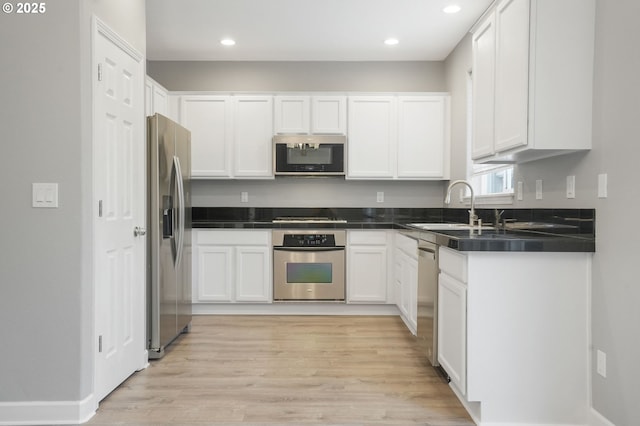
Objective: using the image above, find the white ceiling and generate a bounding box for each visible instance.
[146,0,494,61]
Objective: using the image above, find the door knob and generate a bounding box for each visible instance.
[134,226,147,237]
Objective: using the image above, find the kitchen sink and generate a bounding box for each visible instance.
[408,223,494,231]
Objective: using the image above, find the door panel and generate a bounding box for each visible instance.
[94,22,145,403]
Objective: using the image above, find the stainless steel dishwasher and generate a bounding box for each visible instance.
[417,238,439,367]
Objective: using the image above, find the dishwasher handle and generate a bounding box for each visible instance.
[418,245,436,259]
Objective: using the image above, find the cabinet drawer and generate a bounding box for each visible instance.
[348,230,388,245]
[196,229,271,246]
[395,233,418,258]
[439,247,467,283]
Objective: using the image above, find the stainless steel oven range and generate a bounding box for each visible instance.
[272,228,346,301]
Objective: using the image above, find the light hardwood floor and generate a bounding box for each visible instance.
[88,315,474,425]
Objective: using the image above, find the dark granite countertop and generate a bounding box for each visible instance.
[192,207,595,252]
[400,226,595,252]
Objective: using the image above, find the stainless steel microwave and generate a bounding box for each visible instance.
[273,135,346,176]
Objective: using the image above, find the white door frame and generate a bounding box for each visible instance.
[91,16,147,407]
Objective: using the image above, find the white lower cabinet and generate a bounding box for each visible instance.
[346,231,390,303]
[437,246,592,425]
[395,233,418,334]
[193,230,271,303]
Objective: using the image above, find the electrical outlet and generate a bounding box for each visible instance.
[535,180,543,200]
[517,181,524,201]
[241,192,248,203]
[596,349,607,378]
[598,173,608,198]
[566,175,576,199]
[376,192,384,203]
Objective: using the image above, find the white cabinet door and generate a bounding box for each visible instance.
[274,96,310,134]
[180,96,233,178]
[311,96,347,134]
[145,78,153,117]
[395,250,408,318]
[195,245,233,302]
[494,0,529,153]
[347,246,388,303]
[152,85,168,117]
[235,246,271,302]
[394,247,418,335]
[145,77,169,117]
[438,272,467,394]
[233,96,274,178]
[347,231,389,303]
[347,96,397,179]
[397,96,449,179]
[471,14,496,160]
[399,252,418,333]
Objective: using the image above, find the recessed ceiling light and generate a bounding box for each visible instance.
[443,4,462,14]
[384,38,399,46]
[220,38,236,46]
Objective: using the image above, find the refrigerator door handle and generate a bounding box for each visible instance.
[173,155,185,269]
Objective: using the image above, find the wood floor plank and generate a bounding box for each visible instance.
[88,315,475,425]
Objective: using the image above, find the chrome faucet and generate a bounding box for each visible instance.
[445,180,480,228]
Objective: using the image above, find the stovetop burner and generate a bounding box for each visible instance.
[272,216,347,223]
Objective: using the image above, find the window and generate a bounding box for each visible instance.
[466,70,514,202]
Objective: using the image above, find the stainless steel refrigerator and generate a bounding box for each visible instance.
[147,113,192,359]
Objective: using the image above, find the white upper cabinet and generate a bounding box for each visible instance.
[348,94,450,180]
[348,96,397,179]
[180,95,233,178]
[179,95,273,179]
[233,96,274,178]
[397,96,450,179]
[311,96,347,134]
[173,91,448,180]
[274,95,346,134]
[274,96,310,134]
[472,0,595,163]
[145,77,169,117]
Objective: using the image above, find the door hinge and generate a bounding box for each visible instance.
[98,200,103,217]
[98,335,103,353]
[97,63,103,81]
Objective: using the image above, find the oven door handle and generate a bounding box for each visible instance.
[273,247,345,252]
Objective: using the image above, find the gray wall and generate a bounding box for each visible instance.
[444,1,640,423]
[149,60,450,208]
[148,60,446,92]
[0,0,145,406]
[193,179,445,208]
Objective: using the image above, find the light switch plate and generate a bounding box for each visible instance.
[535,180,543,200]
[32,183,59,208]
[240,192,248,203]
[376,192,384,203]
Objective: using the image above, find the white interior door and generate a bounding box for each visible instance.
[93,19,146,403]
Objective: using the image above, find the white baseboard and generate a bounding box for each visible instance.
[192,302,401,316]
[590,408,616,426]
[0,394,96,425]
